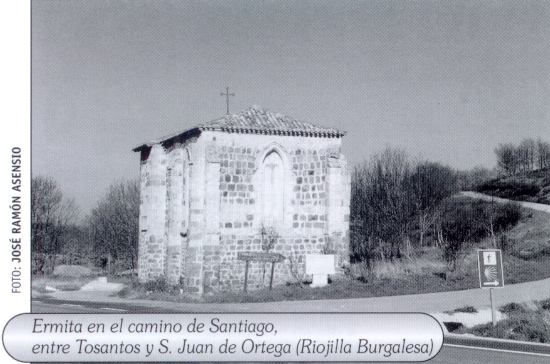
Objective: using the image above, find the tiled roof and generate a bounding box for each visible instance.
[134,106,345,151]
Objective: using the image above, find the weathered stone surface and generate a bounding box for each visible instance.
[135,107,350,294]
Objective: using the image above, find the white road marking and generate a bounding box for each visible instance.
[60,304,83,307]
[444,343,550,357]
[100,307,127,312]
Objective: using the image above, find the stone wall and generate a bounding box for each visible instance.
[199,131,350,292]
[214,234,329,291]
[137,130,350,294]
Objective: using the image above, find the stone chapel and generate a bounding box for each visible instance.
[133,106,350,294]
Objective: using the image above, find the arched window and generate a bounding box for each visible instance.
[262,150,284,226]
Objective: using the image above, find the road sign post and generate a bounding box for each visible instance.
[237,252,285,292]
[490,288,496,327]
[477,249,504,326]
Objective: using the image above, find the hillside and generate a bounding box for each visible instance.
[476,168,550,205]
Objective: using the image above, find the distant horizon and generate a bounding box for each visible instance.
[32,0,550,215]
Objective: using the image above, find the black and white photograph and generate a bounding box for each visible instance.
[2,0,550,362]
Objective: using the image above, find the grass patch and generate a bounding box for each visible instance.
[465,300,550,343]
[369,256,446,280]
[116,259,480,304]
[38,246,550,305]
[114,244,550,304]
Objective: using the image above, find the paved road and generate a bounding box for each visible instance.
[432,344,550,364]
[34,276,550,314]
[460,191,550,213]
[15,344,550,364]
[25,299,550,364]
[33,300,130,313]
[31,277,550,364]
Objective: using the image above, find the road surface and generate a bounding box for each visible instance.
[33,275,550,314]
[460,191,550,213]
[32,296,550,363]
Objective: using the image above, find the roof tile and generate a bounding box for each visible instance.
[134,106,345,151]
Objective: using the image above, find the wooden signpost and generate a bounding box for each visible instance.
[237,252,285,292]
[477,249,504,326]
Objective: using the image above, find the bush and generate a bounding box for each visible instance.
[468,311,550,343]
[437,198,522,267]
[144,276,170,293]
[499,302,528,314]
[477,180,540,199]
[453,305,478,313]
[493,202,522,233]
[539,299,550,310]
[350,149,458,267]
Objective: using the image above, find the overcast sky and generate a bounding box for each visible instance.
[32,0,550,215]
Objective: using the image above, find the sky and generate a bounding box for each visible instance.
[31,0,550,216]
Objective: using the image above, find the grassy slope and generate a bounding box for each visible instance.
[505,209,550,284]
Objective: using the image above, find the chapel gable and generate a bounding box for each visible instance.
[134,106,351,294]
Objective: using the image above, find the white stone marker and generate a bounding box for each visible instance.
[306,255,335,287]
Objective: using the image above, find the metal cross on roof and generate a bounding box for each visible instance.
[220,87,235,115]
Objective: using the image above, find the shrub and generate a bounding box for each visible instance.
[467,310,550,343]
[539,298,550,310]
[493,202,522,233]
[453,305,478,313]
[144,276,170,293]
[499,302,528,314]
[477,180,540,199]
[437,198,522,267]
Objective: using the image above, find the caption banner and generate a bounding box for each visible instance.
[3,313,443,362]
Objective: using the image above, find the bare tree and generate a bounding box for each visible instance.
[351,148,460,276]
[518,138,536,173]
[456,165,494,191]
[494,143,518,176]
[494,139,549,176]
[31,176,80,273]
[259,225,279,285]
[260,225,279,252]
[438,199,478,272]
[350,147,415,268]
[88,180,140,273]
[61,224,90,265]
[536,139,550,171]
[410,161,457,246]
[482,199,498,247]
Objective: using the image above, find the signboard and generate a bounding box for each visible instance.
[237,252,285,263]
[477,249,504,288]
[237,252,285,292]
[306,254,336,275]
